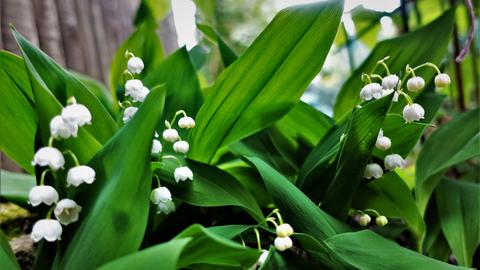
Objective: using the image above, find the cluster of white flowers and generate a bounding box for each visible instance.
[274,223,294,251]
[150,186,175,214]
[29,100,95,242]
[121,51,147,124]
[353,210,388,227]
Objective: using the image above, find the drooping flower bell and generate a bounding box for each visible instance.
[406,76,425,92]
[375,129,391,151]
[62,104,92,127]
[28,185,59,206]
[156,200,176,214]
[66,165,96,187]
[122,107,138,123]
[127,56,144,74]
[163,128,179,143]
[357,214,371,226]
[375,215,388,227]
[124,79,144,99]
[360,83,382,101]
[151,139,162,154]
[50,115,78,139]
[364,163,383,179]
[173,141,189,154]
[403,103,425,123]
[274,236,293,251]
[178,116,195,129]
[384,154,406,171]
[130,86,150,103]
[31,219,62,242]
[32,147,65,171]
[54,199,82,225]
[434,73,451,88]
[381,74,399,90]
[174,166,193,182]
[150,187,172,205]
[276,223,294,237]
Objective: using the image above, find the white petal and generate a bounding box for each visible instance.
[67,166,96,187]
[32,147,65,171]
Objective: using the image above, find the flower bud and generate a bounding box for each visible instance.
[150,187,172,204]
[173,141,189,154]
[50,115,78,139]
[403,103,425,123]
[406,76,425,92]
[61,104,92,127]
[375,215,388,227]
[358,214,371,226]
[364,163,383,179]
[127,56,144,74]
[163,129,179,143]
[157,200,176,214]
[124,79,143,98]
[434,73,451,88]
[276,223,294,237]
[67,165,96,187]
[32,147,65,171]
[151,139,162,154]
[28,185,59,206]
[54,199,82,225]
[174,166,193,182]
[178,116,196,129]
[360,83,382,101]
[384,154,406,171]
[382,74,399,90]
[375,129,391,151]
[122,107,138,123]
[31,219,62,242]
[274,236,293,251]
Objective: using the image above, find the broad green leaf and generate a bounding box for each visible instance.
[12,28,117,144]
[109,21,163,100]
[325,230,468,270]
[333,9,455,118]
[247,157,350,242]
[0,51,36,173]
[352,171,425,240]
[0,230,20,270]
[206,225,253,239]
[60,87,166,270]
[98,238,191,270]
[134,0,171,26]
[152,159,264,222]
[197,23,238,67]
[143,47,203,122]
[72,72,117,116]
[436,179,480,267]
[188,1,344,163]
[0,170,35,207]
[321,96,391,220]
[416,107,480,215]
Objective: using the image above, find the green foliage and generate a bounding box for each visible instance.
[0,230,20,270]
[0,170,35,208]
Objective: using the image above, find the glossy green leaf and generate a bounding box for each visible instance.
[197,23,238,67]
[0,170,35,207]
[134,0,171,26]
[109,21,163,100]
[188,1,344,163]
[416,107,480,215]
[152,159,264,222]
[60,87,166,269]
[0,51,36,173]
[334,9,455,118]
[12,28,117,144]
[143,47,203,122]
[0,230,20,270]
[352,171,425,240]
[72,72,117,116]
[321,95,391,220]
[247,157,350,242]
[325,230,468,270]
[436,179,480,267]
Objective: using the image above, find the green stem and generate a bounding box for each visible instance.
[153,174,161,187]
[164,120,172,129]
[46,206,55,219]
[171,110,187,126]
[412,62,441,74]
[274,211,284,225]
[39,169,52,186]
[48,137,54,147]
[253,228,262,251]
[63,150,80,167]
[363,208,381,217]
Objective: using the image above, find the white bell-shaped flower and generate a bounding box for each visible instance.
[375,129,391,151]
[151,139,162,154]
[358,214,371,226]
[130,86,150,102]
[66,165,96,187]
[382,74,399,90]
[157,200,176,214]
[403,103,425,123]
[127,56,144,74]
[173,141,189,154]
[250,250,269,270]
[50,115,78,139]
[360,83,382,101]
[28,185,59,206]
[381,89,394,97]
[31,219,62,242]
[122,107,138,123]
[163,128,179,143]
[276,223,294,237]
[274,236,293,251]
[150,187,172,204]
[434,73,451,88]
[178,116,196,129]
[62,104,92,127]
[406,76,425,92]
[364,163,383,179]
[376,215,388,227]
[32,147,65,171]
[174,166,193,182]
[124,79,144,99]
[384,154,406,171]
[54,199,82,225]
